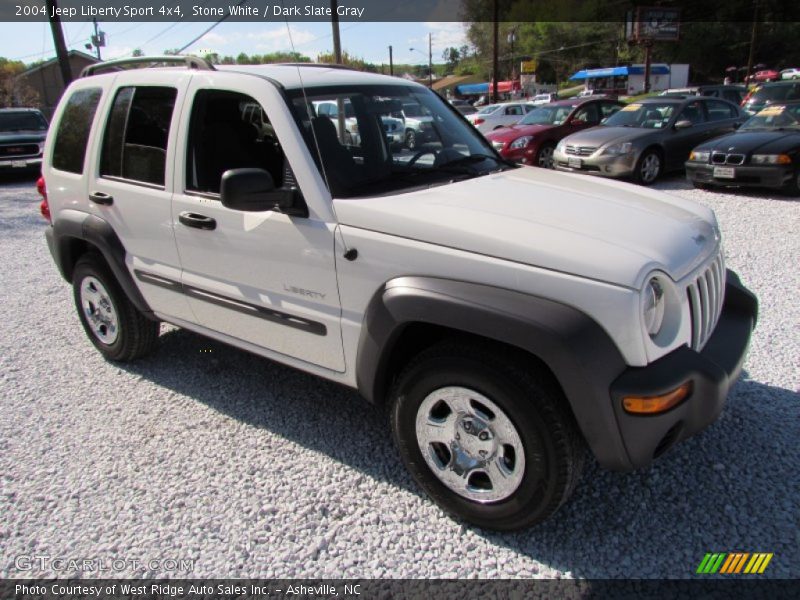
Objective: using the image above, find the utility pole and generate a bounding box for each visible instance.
[330,0,342,63]
[745,1,759,86]
[45,0,72,88]
[91,18,103,60]
[388,45,393,76]
[643,40,653,93]
[492,0,499,103]
[428,33,433,88]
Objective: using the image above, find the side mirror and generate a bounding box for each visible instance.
[674,119,693,130]
[220,168,307,217]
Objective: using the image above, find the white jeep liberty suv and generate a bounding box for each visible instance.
[40,57,757,530]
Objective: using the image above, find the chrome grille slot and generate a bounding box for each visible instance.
[687,252,726,350]
[565,145,596,157]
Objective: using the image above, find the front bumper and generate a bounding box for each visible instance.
[686,162,793,189]
[553,149,637,178]
[0,156,42,171]
[608,270,757,469]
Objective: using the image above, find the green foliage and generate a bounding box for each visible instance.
[0,57,41,108]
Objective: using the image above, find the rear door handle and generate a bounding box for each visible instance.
[179,211,216,231]
[89,191,113,206]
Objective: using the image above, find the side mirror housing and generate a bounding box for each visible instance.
[674,119,693,130]
[220,168,307,217]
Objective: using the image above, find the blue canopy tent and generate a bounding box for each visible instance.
[456,82,490,95]
[569,65,670,80]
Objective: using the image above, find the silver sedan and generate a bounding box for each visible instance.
[553,97,746,185]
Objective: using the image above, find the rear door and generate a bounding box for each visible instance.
[83,70,195,323]
[171,73,345,372]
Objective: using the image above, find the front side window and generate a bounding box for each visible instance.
[678,101,706,125]
[52,88,102,174]
[186,90,290,194]
[100,86,177,186]
[288,84,511,199]
[572,103,600,124]
[705,99,737,121]
[505,105,523,116]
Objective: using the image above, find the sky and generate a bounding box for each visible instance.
[0,20,469,67]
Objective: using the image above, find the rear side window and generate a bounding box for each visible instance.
[52,88,102,174]
[101,86,177,186]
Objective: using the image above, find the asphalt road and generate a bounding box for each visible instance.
[0,171,797,578]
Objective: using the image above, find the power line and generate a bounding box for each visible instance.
[177,0,249,53]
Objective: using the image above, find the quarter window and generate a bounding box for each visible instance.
[100,86,177,186]
[52,87,102,174]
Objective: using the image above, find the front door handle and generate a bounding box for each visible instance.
[179,211,216,231]
[89,191,113,206]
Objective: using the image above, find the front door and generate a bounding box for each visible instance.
[171,75,345,372]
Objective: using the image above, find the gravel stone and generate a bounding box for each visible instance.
[0,173,797,578]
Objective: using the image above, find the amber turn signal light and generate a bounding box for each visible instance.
[622,382,692,415]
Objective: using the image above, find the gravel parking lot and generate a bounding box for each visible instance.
[1,172,798,579]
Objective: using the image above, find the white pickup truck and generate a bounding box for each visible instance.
[40,56,757,530]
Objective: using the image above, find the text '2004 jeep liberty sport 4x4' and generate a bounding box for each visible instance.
[40,57,757,530]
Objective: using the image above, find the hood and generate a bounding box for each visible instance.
[563,126,651,148]
[0,131,46,144]
[485,123,554,142]
[697,130,800,154]
[334,167,718,288]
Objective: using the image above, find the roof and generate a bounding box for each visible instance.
[215,64,419,89]
[569,64,670,81]
[19,50,98,77]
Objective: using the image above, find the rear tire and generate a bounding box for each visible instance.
[390,342,585,530]
[72,254,159,361]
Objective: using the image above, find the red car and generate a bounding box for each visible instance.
[485,98,623,168]
[747,69,780,83]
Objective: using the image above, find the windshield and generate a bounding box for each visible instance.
[288,85,511,198]
[603,102,677,129]
[0,111,47,132]
[477,104,500,115]
[741,104,800,130]
[519,105,575,125]
[751,85,797,103]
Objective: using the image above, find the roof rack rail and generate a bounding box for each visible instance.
[81,55,216,77]
[275,62,356,71]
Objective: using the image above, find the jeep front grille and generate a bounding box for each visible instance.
[687,252,726,351]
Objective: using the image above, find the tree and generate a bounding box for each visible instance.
[317,51,378,72]
[0,58,40,108]
[442,47,461,72]
[131,48,144,57]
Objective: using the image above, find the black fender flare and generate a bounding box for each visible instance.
[356,276,632,469]
[46,211,153,316]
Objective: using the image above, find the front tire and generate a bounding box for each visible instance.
[782,171,800,196]
[535,142,556,169]
[72,254,159,361]
[390,342,585,530]
[634,149,663,185]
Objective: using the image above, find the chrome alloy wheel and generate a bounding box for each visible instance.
[537,145,555,169]
[80,276,119,345]
[415,386,526,503]
[640,152,661,183]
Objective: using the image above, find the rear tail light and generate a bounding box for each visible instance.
[37,176,50,223]
[474,118,485,125]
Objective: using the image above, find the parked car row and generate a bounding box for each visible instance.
[0,108,49,174]
[471,92,799,195]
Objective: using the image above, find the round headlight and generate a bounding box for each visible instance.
[642,277,666,337]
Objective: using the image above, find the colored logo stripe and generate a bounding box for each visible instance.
[697,552,773,574]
